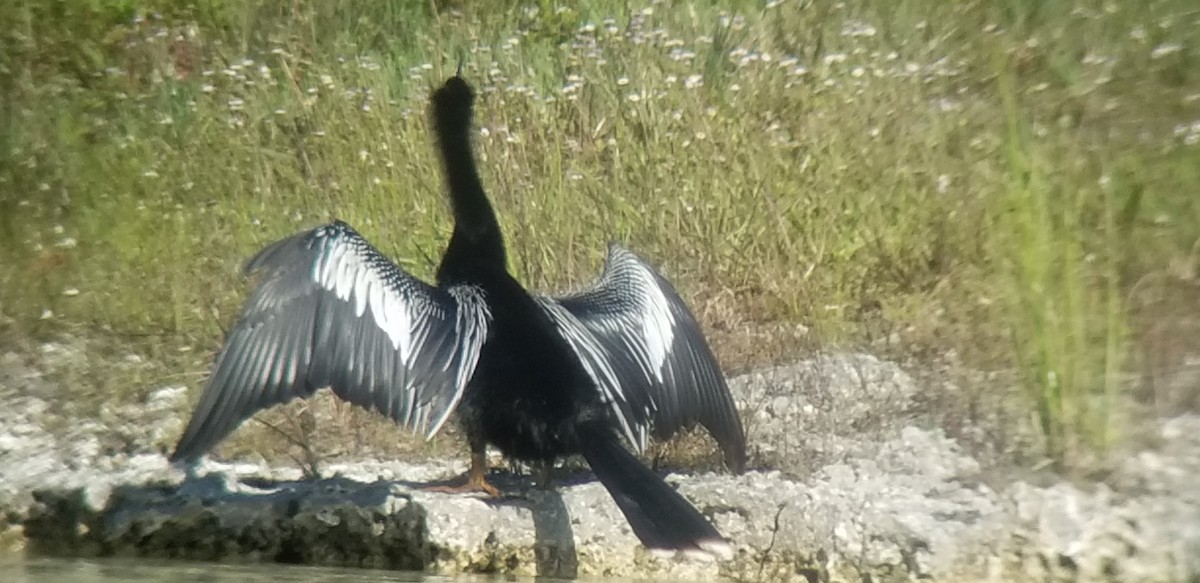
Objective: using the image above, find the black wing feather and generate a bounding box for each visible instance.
[170,221,490,463]
[540,243,746,472]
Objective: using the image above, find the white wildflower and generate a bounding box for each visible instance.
[1151,43,1182,59]
[823,52,847,65]
[841,20,877,38]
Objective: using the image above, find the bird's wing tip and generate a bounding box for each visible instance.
[605,240,633,256]
[723,438,749,474]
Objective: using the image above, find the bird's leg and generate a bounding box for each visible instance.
[536,461,554,490]
[425,446,501,498]
[463,449,502,497]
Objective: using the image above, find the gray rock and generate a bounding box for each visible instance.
[731,353,921,476]
[1007,415,1200,582]
[3,349,1199,582]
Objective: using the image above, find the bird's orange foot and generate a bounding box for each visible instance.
[424,473,502,498]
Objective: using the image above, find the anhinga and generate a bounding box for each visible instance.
[170,72,745,555]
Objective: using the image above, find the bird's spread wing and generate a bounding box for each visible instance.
[536,244,746,471]
[171,220,490,462]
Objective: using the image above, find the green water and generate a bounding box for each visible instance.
[0,557,530,583]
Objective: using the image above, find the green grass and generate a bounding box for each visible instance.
[996,56,1128,466]
[2,0,1198,470]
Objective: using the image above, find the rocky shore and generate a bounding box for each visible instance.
[2,346,1198,582]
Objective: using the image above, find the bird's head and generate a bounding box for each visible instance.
[432,64,475,137]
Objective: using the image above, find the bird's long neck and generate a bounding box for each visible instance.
[437,113,507,279]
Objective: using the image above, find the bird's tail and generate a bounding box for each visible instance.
[576,422,730,556]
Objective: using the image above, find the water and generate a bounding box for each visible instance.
[0,556,542,583]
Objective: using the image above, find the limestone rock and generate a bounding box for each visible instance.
[4,349,1199,582]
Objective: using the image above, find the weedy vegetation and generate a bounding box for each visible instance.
[1,0,1198,472]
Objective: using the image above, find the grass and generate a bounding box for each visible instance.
[1,0,1198,471]
[996,56,1128,466]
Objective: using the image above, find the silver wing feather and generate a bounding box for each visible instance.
[171,220,490,462]
[538,243,746,472]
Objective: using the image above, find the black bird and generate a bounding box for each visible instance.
[169,72,745,554]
